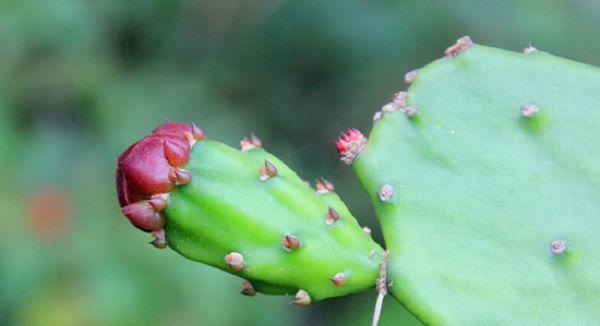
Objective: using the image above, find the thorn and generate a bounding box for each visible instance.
[521,103,539,118]
[291,290,311,306]
[258,160,278,180]
[444,36,473,57]
[225,252,245,271]
[325,207,340,225]
[551,240,566,254]
[403,106,419,117]
[241,133,263,151]
[378,184,394,202]
[404,69,418,84]
[191,123,205,141]
[373,111,382,121]
[169,167,192,185]
[241,280,256,296]
[336,128,367,165]
[150,229,167,249]
[316,178,334,194]
[368,250,376,259]
[330,272,346,286]
[250,133,262,147]
[148,193,169,212]
[240,138,253,151]
[523,44,538,54]
[362,226,372,236]
[163,139,189,167]
[281,235,301,252]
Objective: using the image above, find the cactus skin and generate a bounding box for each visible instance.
[116,123,384,302]
[350,41,600,324]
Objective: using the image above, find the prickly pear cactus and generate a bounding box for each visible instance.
[116,122,383,303]
[346,37,600,325]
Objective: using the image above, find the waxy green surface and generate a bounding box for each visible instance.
[164,140,383,301]
[354,45,600,325]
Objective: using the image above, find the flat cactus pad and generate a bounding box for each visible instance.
[352,41,600,325]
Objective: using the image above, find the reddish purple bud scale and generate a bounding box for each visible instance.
[116,122,203,234]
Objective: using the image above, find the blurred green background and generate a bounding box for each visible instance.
[0,0,598,325]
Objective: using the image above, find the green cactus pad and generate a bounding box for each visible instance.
[164,140,383,301]
[352,44,600,324]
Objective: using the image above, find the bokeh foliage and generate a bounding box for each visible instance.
[0,0,598,325]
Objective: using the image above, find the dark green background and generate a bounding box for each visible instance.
[1,0,598,325]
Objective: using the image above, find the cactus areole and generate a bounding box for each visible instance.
[116,122,383,302]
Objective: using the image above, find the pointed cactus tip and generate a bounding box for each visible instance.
[190,122,205,141]
[405,69,418,84]
[325,207,341,225]
[281,235,301,252]
[225,252,245,271]
[330,272,347,286]
[241,280,256,296]
[258,160,278,180]
[291,290,311,306]
[336,128,367,165]
[444,35,473,57]
[551,240,567,255]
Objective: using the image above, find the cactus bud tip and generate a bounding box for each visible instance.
[336,128,367,165]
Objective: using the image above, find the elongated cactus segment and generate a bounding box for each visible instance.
[349,40,600,324]
[116,123,383,302]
